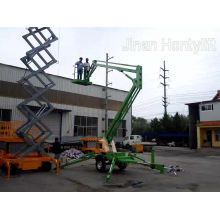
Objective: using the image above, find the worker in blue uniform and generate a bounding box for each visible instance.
[75,57,83,80]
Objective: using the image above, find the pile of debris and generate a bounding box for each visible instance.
[165,165,184,176]
[59,148,84,165]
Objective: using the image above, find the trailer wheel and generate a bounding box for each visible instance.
[117,162,127,170]
[41,162,52,172]
[1,165,7,174]
[95,156,106,172]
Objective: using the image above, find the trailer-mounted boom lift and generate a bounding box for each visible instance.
[64,60,165,182]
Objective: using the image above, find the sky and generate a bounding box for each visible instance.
[0,27,220,120]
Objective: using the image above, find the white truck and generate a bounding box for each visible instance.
[122,135,157,148]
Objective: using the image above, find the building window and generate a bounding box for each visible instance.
[0,109,11,121]
[201,104,213,111]
[74,116,98,137]
[215,130,220,142]
[108,119,126,137]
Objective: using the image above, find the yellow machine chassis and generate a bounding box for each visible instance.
[0,121,59,180]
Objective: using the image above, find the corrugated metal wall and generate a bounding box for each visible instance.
[0,63,132,141]
[0,63,127,102]
[42,113,61,140]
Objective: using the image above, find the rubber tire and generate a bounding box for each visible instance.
[117,162,127,170]
[1,164,17,175]
[41,162,52,172]
[1,165,7,174]
[95,156,106,173]
[10,164,17,175]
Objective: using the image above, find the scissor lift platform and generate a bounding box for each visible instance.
[0,121,59,180]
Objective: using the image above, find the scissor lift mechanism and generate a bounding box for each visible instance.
[0,27,60,180]
[16,27,58,157]
[63,60,164,182]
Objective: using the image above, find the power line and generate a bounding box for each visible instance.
[134,90,217,107]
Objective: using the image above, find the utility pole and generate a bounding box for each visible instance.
[160,60,169,115]
[105,53,113,132]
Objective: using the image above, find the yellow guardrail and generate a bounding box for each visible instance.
[0,121,40,139]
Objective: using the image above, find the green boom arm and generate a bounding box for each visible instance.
[73,60,142,145]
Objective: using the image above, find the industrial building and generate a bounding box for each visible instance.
[0,63,131,143]
[186,90,220,149]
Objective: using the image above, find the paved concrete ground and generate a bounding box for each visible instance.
[1,146,220,192]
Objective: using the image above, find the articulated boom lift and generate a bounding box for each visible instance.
[66,60,165,182]
[80,60,142,148]
[91,61,142,147]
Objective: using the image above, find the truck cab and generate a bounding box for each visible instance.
[123,135,142,147]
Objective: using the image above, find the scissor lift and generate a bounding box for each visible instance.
[0,27,60,180]
[0,121,59,180]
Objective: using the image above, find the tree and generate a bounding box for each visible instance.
[160,113,174,133]
[132,113,189,135]
[150,117,161,133]
[132,116,151,134]
[173,113,189,133]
